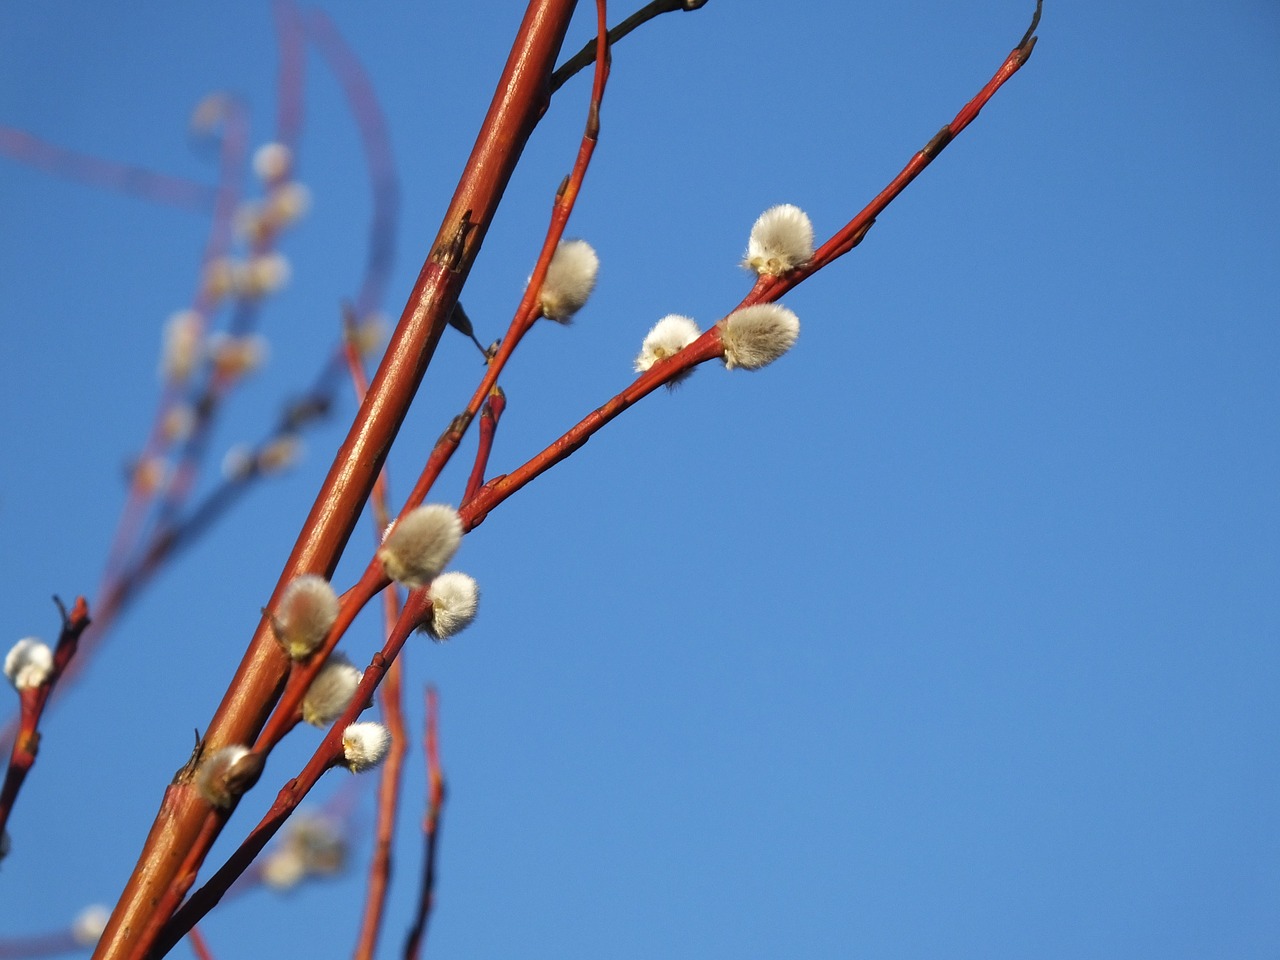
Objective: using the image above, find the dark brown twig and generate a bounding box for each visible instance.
[550,0,705,93]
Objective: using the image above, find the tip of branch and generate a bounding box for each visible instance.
[1018,0,1043,54]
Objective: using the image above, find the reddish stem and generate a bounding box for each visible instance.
[96,7,580,955]
[746,1,1041,308]
[149,591,432,958]
[345,306,411,960]
[463,387,507,505]
[0,597,91,838]
[0,125,217,210]
[396,0,612,519]
[403,688,446,960]
[305,8,400,319]
[184,928,215,960]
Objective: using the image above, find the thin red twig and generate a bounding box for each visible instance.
[149,590,433,958]
[394,0,613,525]
[402,687,446,960]
[463,2,1043,531]
[184,928,215,960]
[306,8,400,319]
[97,7,580,954]
[747,0,1041,307]
[346,309,411,960]
[0,597,91,838]
[462,387,507,505]
[0,126,217,210]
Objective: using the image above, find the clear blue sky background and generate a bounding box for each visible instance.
[2,2,1278,958]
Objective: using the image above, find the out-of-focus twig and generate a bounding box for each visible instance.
[344,308,410,960]
[183,929,214,960]
[402,688,446,960]
[0,126,217,210]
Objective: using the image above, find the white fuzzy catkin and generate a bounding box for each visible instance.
[274,575,340,659]
[71,905,110,947]
[253,142,293,182]
[4,637,53,691]
[634,314,702,374]
[302,652,363,727]
[196,745,253,808]
[744,204,814,276]
[423,572,480,640]
[538,239,599,322]
[342,722,392,772]
[377,505,463,588]
[237,253,291,298]
[209,332,268,379]
[719,304,800,370]
[261,814,346,889]
[159,310,203,383]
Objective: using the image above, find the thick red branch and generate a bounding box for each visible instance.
[95,4,581,957]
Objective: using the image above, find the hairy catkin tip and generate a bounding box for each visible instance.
[342,722,391,772]
[71,906,110,947]
[538,239,599,322]
[423,572,480,640]
[378,505,463,588]
[262,814,346,889]
[301,652,362,727]
[196,745,257,808]
[4,637,53,691]
[744,204,814,276]
[253,142,293,182]
[274,575,340,659]
[634,314,702,376]
[719,304,801,370]
[159,310,203,383]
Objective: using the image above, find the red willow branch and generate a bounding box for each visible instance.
[183,928,215,960]
[0,125,217,210]
[305,7,400,320]
[463,2,1043,531]
[0,597,91,838]
[343,310,411,960]
[148,591,434,959]
[403,688,446,960]
[95,4,582,957]
[747,0,1042,308]
[253,0,612,760]
[463,387,507,505]
[396,0,613,519]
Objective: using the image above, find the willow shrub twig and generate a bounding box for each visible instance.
[343,308,411,960]
[94,6,581,956]
[403,688,446,960]
[0,597,91,838]
[148,589,433,958]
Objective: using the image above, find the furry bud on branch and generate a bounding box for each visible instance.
[4,637,53,691]
[538,239,599,322]
[196,745,262,808]
[302,653,362,727]
[635,314,701,377]
[378,505,463,588]
[744,204,814,276]
[719,304,800,370]
[422,572,480,641]
[272,575,340,660]
[342,722,392,773]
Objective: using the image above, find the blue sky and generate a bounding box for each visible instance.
[1,2,1278,958]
